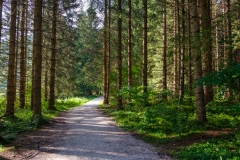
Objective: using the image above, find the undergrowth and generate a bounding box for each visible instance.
[0,145,3,152]
[100,87,240,159]
[174,136,240,159]
[0,96,95,143]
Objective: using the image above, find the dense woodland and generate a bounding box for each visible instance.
[0,0,240,158]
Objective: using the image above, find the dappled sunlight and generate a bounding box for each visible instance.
[19,97,161,160]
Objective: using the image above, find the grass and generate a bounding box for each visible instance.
[173,136,240,159]
[100,99,240,159]
[0,96,96,144]
[0,145,3,152]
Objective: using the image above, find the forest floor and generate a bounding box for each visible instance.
[0,97,170,160]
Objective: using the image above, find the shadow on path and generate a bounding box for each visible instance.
[0,97,169,160]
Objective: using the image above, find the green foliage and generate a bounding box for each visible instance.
[119,86,149,110]
[206,102,240,136]
[0,96,93,144]
[101,100,200,141]
[0,145,3,152]
[119,86,174,110]
[198,64,240,96]
[174,138,240,160]
[101,96,240,158]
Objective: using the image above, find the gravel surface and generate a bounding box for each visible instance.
[0,97,171,160]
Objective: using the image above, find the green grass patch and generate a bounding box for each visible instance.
[100,99,240,159]
[173,136,240,160]
[0,145,3,152]
[0,96,96,143]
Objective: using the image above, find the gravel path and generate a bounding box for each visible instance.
[0,97,171,160]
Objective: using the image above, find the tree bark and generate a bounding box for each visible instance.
[189,0,206,123]
[103,0,108,105]
[162,0,167,97]
[48,0,57,110]
[106,0,111,104]
[0,0,3,46]
[20,0,26,109]
[116,0,122,109]
[14,3,20,102]
[25,0,29,107]
[31,27,35,110]
[226,0,232,62]
[179,0,185,103]
[173,0,179,95]
[142,0,148,94]
[5,0,17,117]
[200,0,213,105]
[187,0,193,97]
[32,0,43,118]
[44,53,48,101]
[128,0,132,88]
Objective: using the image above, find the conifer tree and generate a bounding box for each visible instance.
[5,0,17,117]
[32,0,43,118]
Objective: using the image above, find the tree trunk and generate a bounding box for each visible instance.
[177,0,182,99]
[189,0,206,123]
[179,0,185,103]
[103,0,108,105]
[0,0,3,45]
[106,0,111,104]
[48,0,57,110]
[187,0,193,97]
[173,0,179,95]
[31,29,35,110]
[225,0,233,100]
[215,1,225,70]
[5,0,17,117]
[25,0,28,106]
[116,0,122,109]
[128,0,132,88]
[32,0,43,118]
[14,4,20,102]
[226,0,232,62]
[142,0,148,94]
[162,0,167,97]
[200,0,213,105]
[20,0,26,109]
[44,55,48,101]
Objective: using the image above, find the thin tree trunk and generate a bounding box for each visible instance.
[177,0,181,98]
[25,0,28,105]
[30,29,35,110]
[225,0,233,100]
[32,0,43,118]
[44,52,48,101]
[0,0,3,46]
[179,0,185,103]
[173,0,179,95]
[216,1,224,69]
[106,0,111,104]
[103,0,108,105]
[116,0,122,109]
[226,0,232,61]
[5,0,17,117]
[200,0,213,105]
[20,0,26,109]
[48,0,57,110]
[187,0,193,97]
[128,0,132,88]
[14,4,20,102]
[162,0,167,97]
[142,0,148,94]
[189,0,206,123]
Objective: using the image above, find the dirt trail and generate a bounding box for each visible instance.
[0,97,170,160]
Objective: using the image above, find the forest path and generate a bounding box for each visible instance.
[0,96,170,160]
